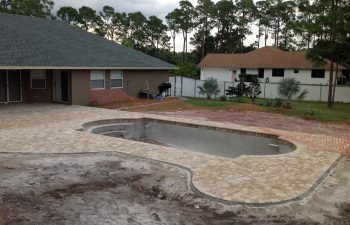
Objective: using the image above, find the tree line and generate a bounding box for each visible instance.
[1,0,349,107]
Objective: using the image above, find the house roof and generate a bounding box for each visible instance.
[0,13,177,70]
[198,46,343,70]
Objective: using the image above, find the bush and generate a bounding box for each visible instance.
[265,101,273,107]
[304,107,317,118]
[274,98,283,108]
[282,102,292,108]
[225,80,247,98]
[278,78,308,106]
[246,77,261,102]
[297,90,309,101]
[198,78,220,99]
[220,95,227,101]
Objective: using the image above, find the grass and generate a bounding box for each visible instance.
[186,99,239,108]
[126,97,350,123]
[279,101,350,122]
[185,97,350,123]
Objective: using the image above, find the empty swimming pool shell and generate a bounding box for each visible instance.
[84,119,296,159]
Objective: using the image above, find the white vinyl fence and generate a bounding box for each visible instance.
[169,76,350,103]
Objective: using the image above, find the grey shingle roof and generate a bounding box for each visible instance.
[0,13,177,69]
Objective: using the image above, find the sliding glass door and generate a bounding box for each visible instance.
[0,70,7,103]
[8,70,21,102]
[0,70,22,103]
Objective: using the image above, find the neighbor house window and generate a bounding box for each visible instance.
[90,70,105,89]
[311,69,325,78]
[272,69,284,77]
[241,68,246,75]
[110,70,123,88]
[294,69,299,73]
[31,70,46,89]
[258,68,264,78]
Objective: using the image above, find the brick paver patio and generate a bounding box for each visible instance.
[0,104,343,205]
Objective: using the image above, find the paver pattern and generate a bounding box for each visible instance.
[0,104,342,204]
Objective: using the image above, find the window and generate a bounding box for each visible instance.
[272,69,284,77]
[241,68,246,75]
[258,68,264,78]
[90,70,105,89]
[294,69,299,73]
[31,70,46,89]
[110,70,123,88]
[311,69,325,78]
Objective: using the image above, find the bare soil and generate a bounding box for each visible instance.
[0,153,349,225]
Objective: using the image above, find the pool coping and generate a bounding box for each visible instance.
[80,117,343,207]
[82,117,297,152]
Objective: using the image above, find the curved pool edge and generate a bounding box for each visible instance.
[78,117,342,206]
[81,117,298,154]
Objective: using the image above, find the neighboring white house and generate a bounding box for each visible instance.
[198,46,349,85]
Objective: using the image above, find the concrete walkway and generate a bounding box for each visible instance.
[0,104,342,205]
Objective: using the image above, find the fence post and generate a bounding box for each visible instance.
[173,76,176,96]
[224,81,226,95]
[181,76,183,96]
[319,83,322,101]
[194,79,197,98]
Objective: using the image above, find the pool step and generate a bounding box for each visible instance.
[100,130,128,138]
[91,123,136,134]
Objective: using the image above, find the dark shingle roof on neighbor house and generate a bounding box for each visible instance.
[198,46,343,70]
[0,13,176,70]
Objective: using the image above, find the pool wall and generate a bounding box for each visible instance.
[84,118,295,158]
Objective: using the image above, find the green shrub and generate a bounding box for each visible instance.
[304,107,318,118]
[220,95,227,101]
[198,78,220,99]
[246,77,261,102]
[274,98,283,108]
[278,78,300,104]
[225,80,248,97]
[265,101,273,107]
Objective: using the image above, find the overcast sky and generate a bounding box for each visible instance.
[53,0,272,51]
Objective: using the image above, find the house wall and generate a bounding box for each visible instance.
[123,70,169,97]
[200,68,234,81]
[71,70,90,105]
[248,68,331,85]
[200,67,341,85]
[2,69,169,105]
[89,69,169,106]
[22,70,53,103]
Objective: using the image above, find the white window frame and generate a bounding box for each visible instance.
[110,70,123,89]
[30,70,46,90]
[90,70,105,90]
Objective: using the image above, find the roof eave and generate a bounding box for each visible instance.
[0,66,178,70]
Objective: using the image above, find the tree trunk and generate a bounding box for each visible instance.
[173,35,176,62]
[257,23,261,48]
[332,63,339,104]
[327,0,336,108]
[264,27,268,47]
[182,31,186,64]
[327,61,334,108]
[276,19,280,47]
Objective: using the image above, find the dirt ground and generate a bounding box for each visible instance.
[0,152,350,225]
